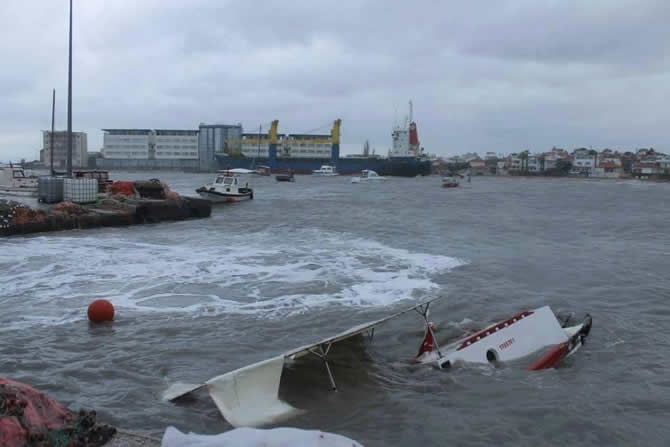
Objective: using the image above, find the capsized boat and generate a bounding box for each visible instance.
[196,169,254,203]
[351,169,387,183]
[164,298,592,428]
[415,305,592,370]
[0,164,38,196]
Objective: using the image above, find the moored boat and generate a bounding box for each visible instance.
[351,169,387,183]
[275,170,295,182]
[0,164,38,196]
[441,176,459,188]
[196,169,254,203]
[312,165,339,176]
[254,165,271,176]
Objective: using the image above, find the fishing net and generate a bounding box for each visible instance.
[0,378,116,447]
[108,181,137,197]
[0,200,47,229]
[51,201,87,215]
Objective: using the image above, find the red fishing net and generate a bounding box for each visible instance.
[0,378,116,447]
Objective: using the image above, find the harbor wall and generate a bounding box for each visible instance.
[96,158,204,171]
[1,197,211,237]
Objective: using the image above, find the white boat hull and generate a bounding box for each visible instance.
[196,171,255,203]
[0,188,38,197]
[197,190,253,203]
[416,306,592,370]
[351,178,387,183]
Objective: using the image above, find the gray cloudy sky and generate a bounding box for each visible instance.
[2,0,669,161]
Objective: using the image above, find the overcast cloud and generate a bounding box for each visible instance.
[2,0,669,161]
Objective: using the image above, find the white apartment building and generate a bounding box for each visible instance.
[102,129,152,159]
[42,130,88,169]
[572,149,597,173]
[154,130,199,159]
[102,129,199,160]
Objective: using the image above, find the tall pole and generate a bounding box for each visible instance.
[51,89,55,175]
[66,0,73,177]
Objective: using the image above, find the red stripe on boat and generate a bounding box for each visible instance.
[527,342,569,370]
[456,310,534,351]
[416,326,435,358]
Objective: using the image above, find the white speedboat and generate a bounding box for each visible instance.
[351,170,387,183]
[312,165,339,176]
[0,164,38,196]
[415,305,592,370]
[196,169,254,203]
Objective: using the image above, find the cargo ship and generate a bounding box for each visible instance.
[215,102,431,176]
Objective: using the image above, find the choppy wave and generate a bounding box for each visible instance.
[0,229,466,331]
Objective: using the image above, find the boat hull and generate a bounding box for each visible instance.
[196,189,253,203]
[415,306,592,370]
[275,175,295,182]
[0,187,38,197]
[215,155,431,177]
[362,177,387,181]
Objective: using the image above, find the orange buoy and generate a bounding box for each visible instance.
[87,299,115,322]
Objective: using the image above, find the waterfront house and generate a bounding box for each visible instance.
[469,157,488,175]
[527,155,543,174]
[632,162,660,177]
[571,148,597,176]
[592,160,623,178]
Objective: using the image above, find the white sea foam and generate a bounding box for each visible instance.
[0,229,467,331]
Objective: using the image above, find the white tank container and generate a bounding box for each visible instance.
[63,178,98,203]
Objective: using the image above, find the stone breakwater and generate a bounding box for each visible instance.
[0,197,211,237]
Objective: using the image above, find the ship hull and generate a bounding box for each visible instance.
[215,155,431,177]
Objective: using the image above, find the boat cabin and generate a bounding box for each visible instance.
[215,174,247,191]
[313,165,338,175]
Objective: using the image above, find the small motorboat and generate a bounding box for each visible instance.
[312,165,339,176]
[415,305,592,370]
[441,176,459,188]
[351,169,387,183]
[254,165,271,176]
[0,164,38,197]
[275,170,295,182]
[196,169,254,203]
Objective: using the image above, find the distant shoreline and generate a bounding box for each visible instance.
[470,174,669,183]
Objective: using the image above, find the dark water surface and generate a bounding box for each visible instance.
[1,174,669,446]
